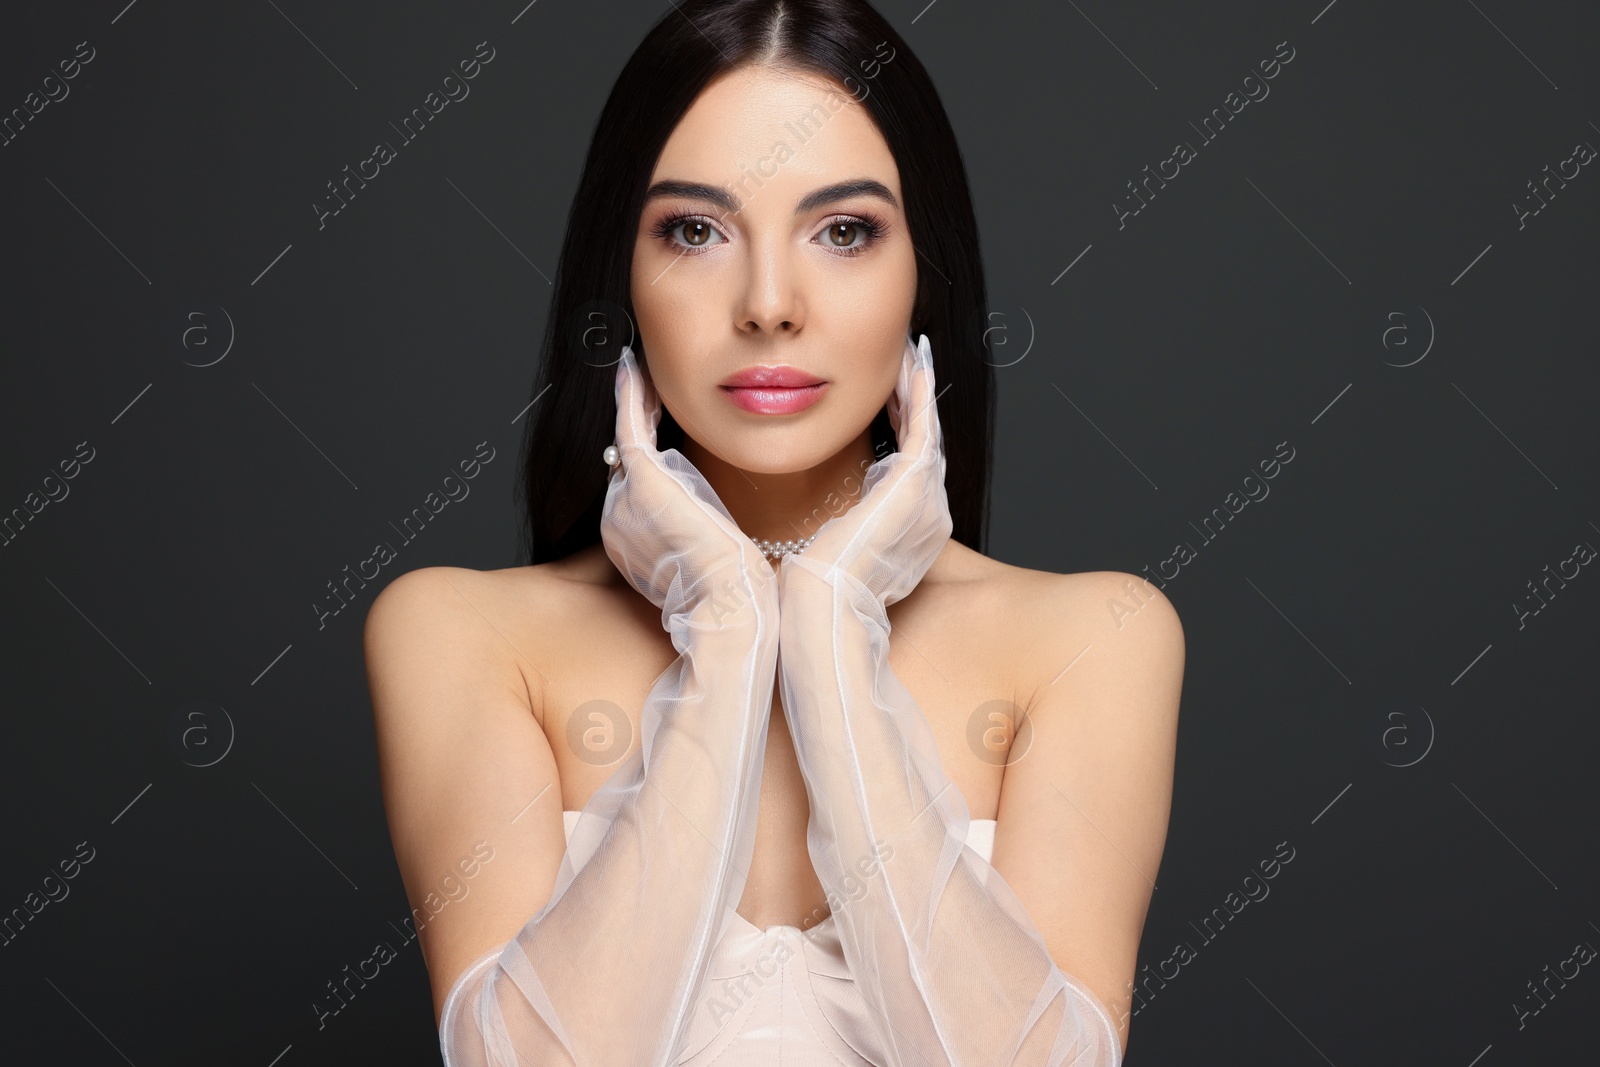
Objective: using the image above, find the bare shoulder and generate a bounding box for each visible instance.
[927,543,1185,706]
[365,563,529,653]
[364,548,627,711]
[364,550,618,643]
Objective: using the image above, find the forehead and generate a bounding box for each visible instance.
[650,65,900,196]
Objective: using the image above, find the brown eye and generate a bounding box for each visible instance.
[652,214,726,254]
[813,214,885,257]
[826,221,861,247]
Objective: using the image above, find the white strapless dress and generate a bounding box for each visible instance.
[560,810,1001,1065]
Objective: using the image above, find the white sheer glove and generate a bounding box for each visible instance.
[775,335,1123,1066]
[439,346,781,1066]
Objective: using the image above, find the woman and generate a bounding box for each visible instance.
[363,1,1184,1063]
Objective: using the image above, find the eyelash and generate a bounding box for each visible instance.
[648,211,890,258]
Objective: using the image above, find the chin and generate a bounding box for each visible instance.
[724,433,843,475]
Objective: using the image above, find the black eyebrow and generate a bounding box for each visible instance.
[642,178,899,217]
[794,179,899,214]
[643,180,740,215]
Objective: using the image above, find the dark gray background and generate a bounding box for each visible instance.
[2,0,1596,1063]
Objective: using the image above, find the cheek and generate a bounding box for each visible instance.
[628,251,717,408]
[629,235,668,321]
[827,267,915,378]
[835,250,916,372]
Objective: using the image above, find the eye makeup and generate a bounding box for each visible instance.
[646,209,892,258]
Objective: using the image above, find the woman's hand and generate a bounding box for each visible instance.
[784,333,953,607]
[438,346,788,1067]
[601,345,777,620]
[771,334,1121,1065]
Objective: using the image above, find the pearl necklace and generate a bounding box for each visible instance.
[751,534,815,560]
[604,443,818,561]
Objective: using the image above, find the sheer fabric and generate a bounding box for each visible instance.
[558,810,999,1064]
[437,337,1121,1066]
[439,347,782,1065]
[771,335,1121,1066]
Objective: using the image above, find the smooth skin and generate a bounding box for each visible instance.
[364,64,1184,1053]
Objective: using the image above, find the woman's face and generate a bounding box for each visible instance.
[630,64,918,475]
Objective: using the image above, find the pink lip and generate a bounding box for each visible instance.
[719,365,828,415]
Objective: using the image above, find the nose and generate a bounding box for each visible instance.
[735,240,805,337]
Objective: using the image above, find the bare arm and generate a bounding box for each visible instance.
[364,565,568,1026]
[989,571,1184,1056]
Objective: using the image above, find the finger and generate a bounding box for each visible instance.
[639,357,662,444]
[614,346,654,456]
[613,344,630,408]
[901,334,937,459]
[920,334,942,458]
[613,346,636,450]
[889,334,917,445]
[918,333,947,474]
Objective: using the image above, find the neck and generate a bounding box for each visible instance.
[682,429,883,550]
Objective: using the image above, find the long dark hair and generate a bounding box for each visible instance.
[518,0,994,564]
